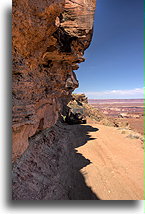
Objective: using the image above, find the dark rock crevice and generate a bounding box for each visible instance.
[53,27,77,53]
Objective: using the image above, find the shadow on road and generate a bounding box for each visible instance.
[67,124,100,200]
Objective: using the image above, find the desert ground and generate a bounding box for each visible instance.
[71,122,143,200]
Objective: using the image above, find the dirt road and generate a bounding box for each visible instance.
[72,123,144,200]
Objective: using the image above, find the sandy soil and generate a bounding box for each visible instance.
[117,117,144,135]
[72,122,144,200]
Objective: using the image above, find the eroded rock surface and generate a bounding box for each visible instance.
[12,0,96,160]
[12,122,98,200]
[64,94,130,128]
[12,122,73,200]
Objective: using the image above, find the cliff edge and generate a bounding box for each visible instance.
[12,0,96,161]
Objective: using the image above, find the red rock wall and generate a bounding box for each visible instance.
[12,0,96,161]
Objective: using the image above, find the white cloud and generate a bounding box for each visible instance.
[78,88,144,99]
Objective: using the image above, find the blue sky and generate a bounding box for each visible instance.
[74,0,144,99]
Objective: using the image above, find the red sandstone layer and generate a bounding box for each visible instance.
[12,0,96,160]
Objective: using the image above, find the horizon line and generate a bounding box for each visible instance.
[88,98,144,100]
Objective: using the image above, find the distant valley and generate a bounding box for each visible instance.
[89,99,144,135]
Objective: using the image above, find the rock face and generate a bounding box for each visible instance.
[12,0,96,161]
[65,94,130,128]
[12,121,98,200]
[12,122,74,200]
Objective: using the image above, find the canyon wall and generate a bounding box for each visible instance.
[12,0,96,161]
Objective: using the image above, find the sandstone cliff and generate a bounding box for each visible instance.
[12,0,96,161]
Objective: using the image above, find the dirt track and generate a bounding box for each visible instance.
[72,123,144,200]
